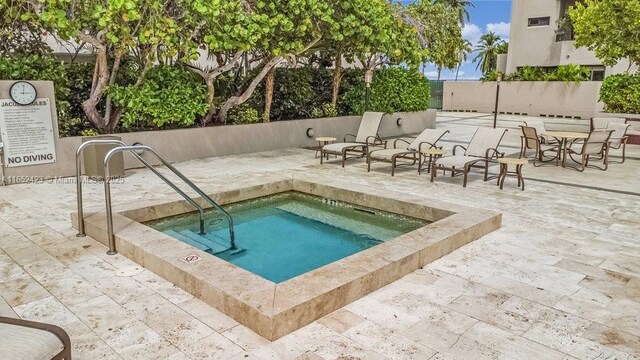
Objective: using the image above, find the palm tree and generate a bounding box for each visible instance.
[433,0,476,24]
[455,39,472,81]
[473,32,505,75]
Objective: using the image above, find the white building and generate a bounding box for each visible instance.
[504,0,634,80]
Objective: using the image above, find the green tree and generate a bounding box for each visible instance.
[0,0,51,55]
[568,0,640,69]
[473,32,505,75]
[319,0,396,107]
[403,1,464,80]
[433,0,476,24]
[187,0,334,124]
[455,39,472,81]
[28,0,193,132]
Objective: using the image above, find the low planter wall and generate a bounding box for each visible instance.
[2,110,436,180]
[443,81,604,120]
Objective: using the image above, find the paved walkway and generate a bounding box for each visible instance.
[1,112,639,359]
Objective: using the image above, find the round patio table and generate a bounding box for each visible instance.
[419,148,445,175]
[315,137,337,160]
[544,131,589,167]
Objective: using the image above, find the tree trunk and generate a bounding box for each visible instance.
[218,56,285,124]
[82,45,110,132]
[437,66,442,81]
[331,49,343,106]
[263,66,276,122]
[455,63,461,81]
[201,75,217,126]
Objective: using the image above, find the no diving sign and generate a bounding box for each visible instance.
[181,254,201,264]
[0,98,57,167]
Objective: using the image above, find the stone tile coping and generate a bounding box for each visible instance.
[72,177,501,340]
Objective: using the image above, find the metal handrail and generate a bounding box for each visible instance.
[103,145,236,255]
[76,140,207,238]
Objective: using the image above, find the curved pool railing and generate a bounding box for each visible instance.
[102,145,236,255]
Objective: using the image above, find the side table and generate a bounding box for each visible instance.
[497,157,528,191]
[315,137,337,160]
[419,148,445,175]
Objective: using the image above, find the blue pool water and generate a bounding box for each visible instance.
[146,192,425,283]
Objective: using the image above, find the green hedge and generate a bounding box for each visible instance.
[600,74,640,114]
[108,65,208,129]
[342,67,431,114]
[0,56,432,135]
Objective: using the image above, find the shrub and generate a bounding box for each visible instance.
[311,103,338,118]
[228,106,261,124]
[600,74,640,114]
[342,67,430,114]
[550,64,591,82]
[108,65,208,129]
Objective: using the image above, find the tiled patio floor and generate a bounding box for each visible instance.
[1,112,639,359]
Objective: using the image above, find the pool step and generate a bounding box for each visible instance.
[179,230,229,254]
[164,230,211,252]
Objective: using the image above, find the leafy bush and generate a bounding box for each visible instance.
[600,74,640,114]
[108,65,208,129]
[0,54,72,128]
[311,103,338,118]
[342,67,430,114]
[228,106,261,124]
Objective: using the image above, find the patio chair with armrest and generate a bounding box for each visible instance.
[524,120,558,145]
[606,122,630,163]
[367,128,449,176]
[565,129,614,172]
[591,117,626,131]
[321,112,386,167]
[0,316,72,359]
[431,127,507,188]
[519,126,558,165]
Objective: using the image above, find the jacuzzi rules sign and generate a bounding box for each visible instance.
[0,98,57,167]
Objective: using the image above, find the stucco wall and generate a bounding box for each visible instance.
[2,110,436,180]
[442,81,604,119]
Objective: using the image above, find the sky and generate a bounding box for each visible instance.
[402,0,512,80]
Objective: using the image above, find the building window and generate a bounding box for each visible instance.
[528,17,551,27]
[591,70,605,81]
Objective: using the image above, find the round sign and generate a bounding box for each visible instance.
[10,81,38,106]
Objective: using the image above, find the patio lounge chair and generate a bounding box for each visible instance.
[321,112,385,167]
[367,128,449,176]
[0,316,72,359]
[605,122,630,163]
[519,126,558,165]
[565,129,614,171]
[431,127,507,187]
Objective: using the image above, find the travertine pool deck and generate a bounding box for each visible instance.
[1,112,640,359]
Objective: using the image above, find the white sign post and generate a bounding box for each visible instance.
[0,98,57,167]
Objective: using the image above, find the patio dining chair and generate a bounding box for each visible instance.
[524,120,558,145]
[321,112,386,167]
[431,127,507,187]
[591,117,626,131]
[606,122,630,163]
[565,129,614,172]
[367,128,449,176]
[0,316,72,359]
[519,126,558,165]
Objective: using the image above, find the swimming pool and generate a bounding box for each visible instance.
[147,192,426,283]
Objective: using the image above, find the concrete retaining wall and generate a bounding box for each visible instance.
[2,110,436,180]
[443,81,604,119]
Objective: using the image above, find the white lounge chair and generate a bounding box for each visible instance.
[367,128,449,176]
[0,316,71,359]
[321,112,385,167]
[431,127,507,187]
